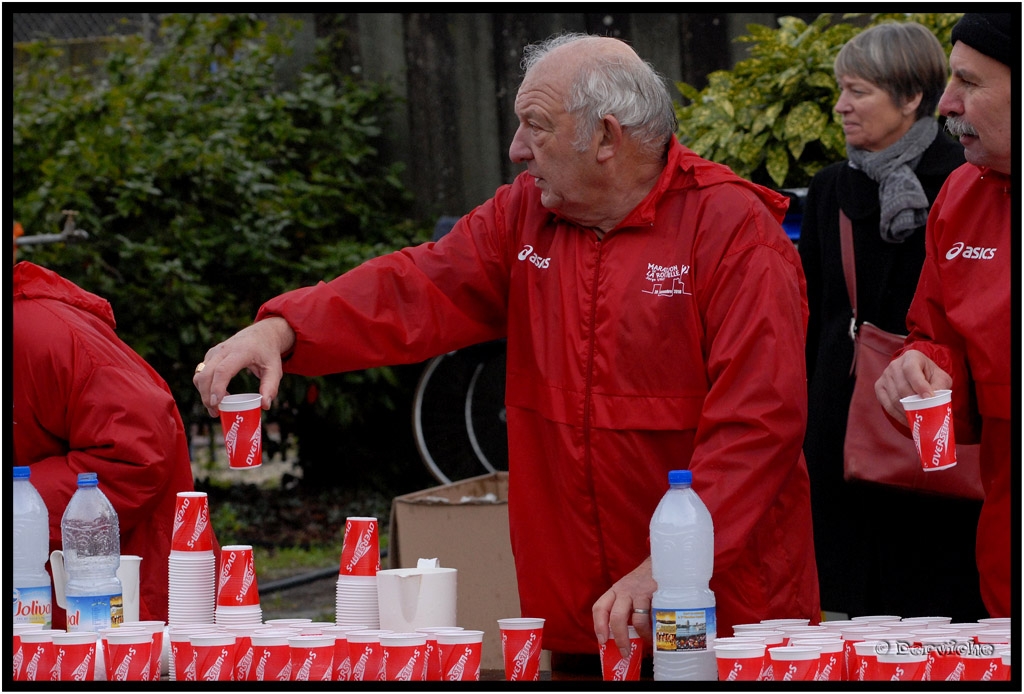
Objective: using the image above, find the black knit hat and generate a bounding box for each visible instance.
[950,13,1012,67]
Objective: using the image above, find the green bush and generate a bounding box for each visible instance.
[674,12,963,188]
[13,14,433,490]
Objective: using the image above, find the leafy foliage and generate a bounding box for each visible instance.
[674,12,963,188]
[13,14,433,488]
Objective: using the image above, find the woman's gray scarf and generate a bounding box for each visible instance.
[846,117,937,243]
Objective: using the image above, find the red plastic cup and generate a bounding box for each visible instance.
[379,632,426,681]
[250,630,294,682]
[769,645,820,681]
[790,638,843,681]
[18,629,58,682]
[850,639,884,681]
[321,625,369,681]
[962,648,1006,682]
[840,626,889,680]
[216,627,256,681]
[600,625,643,681]
[217,545,260,607]
[876,652,927,681]
[168,625,219,681]
[347,629,390,682]
[714,642,765,682]
[121,620,165,681]
[52,630,99,681]
[191,633,236,681]
[106,629,154,681]
[415,626,464,681]
[339,517,380,576]
[172,491,214,551]
[13,624,45,681]
[498,617,545,681]
[289,634,335,682]
[901,389,957,471]
[218,393,263,469]
[436,629,484,682]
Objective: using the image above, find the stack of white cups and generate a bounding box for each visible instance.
[335,517,380,628]
[168,492,217,627]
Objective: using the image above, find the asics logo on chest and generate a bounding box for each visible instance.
[945,241,996,260]
[518,245,551,269]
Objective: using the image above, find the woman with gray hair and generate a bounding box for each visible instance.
[798,21,984,621]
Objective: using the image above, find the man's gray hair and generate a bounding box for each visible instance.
[521,33,677,157]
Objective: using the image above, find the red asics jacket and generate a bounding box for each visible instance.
[896,163,1012,617]
[258,138,820,653]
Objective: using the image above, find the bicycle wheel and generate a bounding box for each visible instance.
[412,341,508,485]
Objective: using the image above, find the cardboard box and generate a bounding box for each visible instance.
[389,471,520,672]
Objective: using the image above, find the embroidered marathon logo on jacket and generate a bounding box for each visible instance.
[642,262,691,296]
[945,241,997,260]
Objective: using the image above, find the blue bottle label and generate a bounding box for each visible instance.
[66,593,123,631]
[654,606,716,652]
[13,585,52,627]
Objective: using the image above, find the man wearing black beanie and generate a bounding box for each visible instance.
[876,12,1011,618]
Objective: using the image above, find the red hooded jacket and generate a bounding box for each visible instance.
[258,138,820,652]
[894,163,1012,616]
[13,261,200,627]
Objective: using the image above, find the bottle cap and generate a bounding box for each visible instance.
[77,472,99,487]
[668,469,692,485]
[14,466,31,479]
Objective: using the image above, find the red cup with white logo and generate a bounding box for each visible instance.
[190,633,237,682]
[106,629,154,681]
[379,632,427,681]
[790,638,844,681]
[250,630,294,682]
[415,626,464,681]
[17,629,59,682]
[218,393,263,469]
[714,642,765,682]
[52,630,99,681]
[900,389,957,471]
[172,491,214,552]
[289,634,335,682]
[347,629,390,682]
[876,651,927,681]
[600,625,643,681]
[769,645,820,681]
[437,629,484,682]
[498,617,544,681]
[217,545,260,607]
[339,517,380,577]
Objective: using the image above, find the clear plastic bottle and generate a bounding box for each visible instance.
[650,469,717,681]
[60,472,123,631]
[13,466,52,628]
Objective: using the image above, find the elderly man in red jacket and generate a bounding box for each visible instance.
[195,33,819,675]
[13,260,204,628]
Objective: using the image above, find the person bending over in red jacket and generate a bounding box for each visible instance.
[13,260,210,628]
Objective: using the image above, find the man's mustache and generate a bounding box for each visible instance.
[945,115,979,139]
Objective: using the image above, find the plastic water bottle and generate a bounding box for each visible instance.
[13,466,52,628]
[61,472,123,631]
[650,469,717,681]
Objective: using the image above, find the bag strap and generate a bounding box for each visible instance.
[839,210,859,375]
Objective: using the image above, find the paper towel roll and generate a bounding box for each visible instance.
[377,566,457,631]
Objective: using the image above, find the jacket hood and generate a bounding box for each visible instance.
[13,261,116,330]
[618,138,790,230]
[669,138,791,222]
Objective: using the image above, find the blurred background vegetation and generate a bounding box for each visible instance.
[13,12,962,512]
[673,12,962,188]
